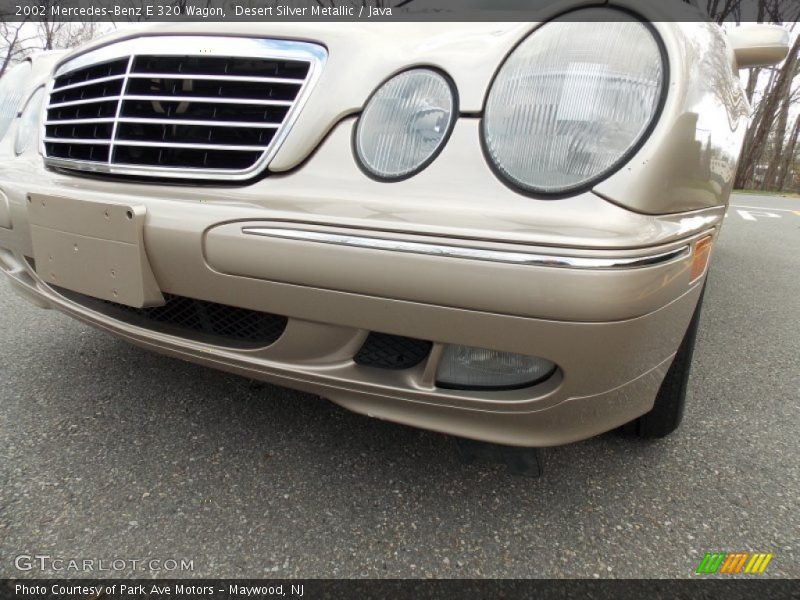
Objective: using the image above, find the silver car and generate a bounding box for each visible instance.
[0,2,790,448]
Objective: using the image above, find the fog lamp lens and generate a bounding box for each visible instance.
[436,346,556,390]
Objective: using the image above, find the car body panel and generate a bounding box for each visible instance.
[37,5,749,216]
[0,244,703,446]
[0,10,755,446]
[595,15,750,214]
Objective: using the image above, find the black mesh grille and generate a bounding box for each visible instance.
[115,122,277,146]
[56,288,287,349]
[131,55,309,79]
[119,99,290,123]
[52,58,128,89]
[354,333,432,370]
[126,76,301,101]
[45,142,109,162]
[113,145,262,170]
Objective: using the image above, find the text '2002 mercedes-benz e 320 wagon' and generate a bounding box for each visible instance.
[0,1,790,448]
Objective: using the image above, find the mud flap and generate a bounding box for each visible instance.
[455,438,544,477]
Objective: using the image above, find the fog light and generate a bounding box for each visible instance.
[436,345,556,390]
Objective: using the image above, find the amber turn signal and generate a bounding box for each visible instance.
[691,235,714,282]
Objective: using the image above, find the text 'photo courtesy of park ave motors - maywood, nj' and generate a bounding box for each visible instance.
[14,583,305,597]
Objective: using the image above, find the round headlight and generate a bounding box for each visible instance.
[0,61,33,142]
[355,69,456,180]
[483,9,666,195]
[15,87,44,156]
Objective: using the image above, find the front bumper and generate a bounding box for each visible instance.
[0,120,717,447]
[1,244,703,446]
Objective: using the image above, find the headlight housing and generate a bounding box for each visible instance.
[15,87,44,156]
[0,61,33,142]
[355,69,456,181]
[483,8,666,195]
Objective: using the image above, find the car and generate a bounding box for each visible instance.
[0,2,790,450]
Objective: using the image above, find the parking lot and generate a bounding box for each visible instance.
[1,192,798,579]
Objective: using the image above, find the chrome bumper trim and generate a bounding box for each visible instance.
[241,227,692,270]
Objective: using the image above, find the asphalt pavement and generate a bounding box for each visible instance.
[1,193,798,579]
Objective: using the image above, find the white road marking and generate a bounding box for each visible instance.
[736,209,781,221]
[730,205,798,213]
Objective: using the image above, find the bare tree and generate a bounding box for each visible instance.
[0,20,34,77]
[760,54,800,189]
[34,1,99,51]
[735,34,800,188]
[775,114,800,189]
[708,0,800,191]
[0,1,102,78]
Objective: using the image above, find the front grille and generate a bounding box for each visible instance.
[43,36,326,180]
[355,333,433,370]
[56,287,288,349]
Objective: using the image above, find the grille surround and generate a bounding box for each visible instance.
[42,36,327,180]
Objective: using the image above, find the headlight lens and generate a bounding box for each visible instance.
[15,87,44,155]
[0,61,33,142]
[483,9,665,195]
[355,69,456,180]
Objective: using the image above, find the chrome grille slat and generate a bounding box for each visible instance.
[116,118,281,128]
[108,56,133,167]
[53,74,127,92]
[44,137,119,145]
[48,94,296,110]
[48,96,123,109]
[42,36,327,180]
[126,73,305,84]
[44,118,116,124]
[122,95,295,106]
[45,118,281,128]
[45,138,269,151]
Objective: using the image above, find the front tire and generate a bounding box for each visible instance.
[625,285,706,439]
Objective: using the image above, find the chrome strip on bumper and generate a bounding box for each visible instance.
[241,227,692,270]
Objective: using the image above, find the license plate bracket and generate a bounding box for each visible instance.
[28,193,164,308]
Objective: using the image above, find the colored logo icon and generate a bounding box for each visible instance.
[696,552,773,574]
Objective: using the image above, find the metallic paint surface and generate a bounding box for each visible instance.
[594,11,750,213]
[40,11,750,215]
[0,14,755,445]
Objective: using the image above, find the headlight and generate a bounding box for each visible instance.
[355,69,456,180]
[15,87,44,155]
[0,61,33,142]
[483,8,666,195]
